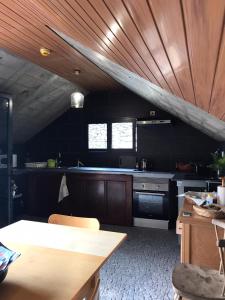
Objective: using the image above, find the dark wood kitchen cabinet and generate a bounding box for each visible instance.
[66,173,132,225]
[65,175,107,219]
[25,173,62,217]
[107,181,129,224]
[24,172,133,226]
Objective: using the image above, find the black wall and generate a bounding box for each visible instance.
[25,90,220,172]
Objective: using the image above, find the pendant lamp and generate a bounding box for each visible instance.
[71,92,84,108]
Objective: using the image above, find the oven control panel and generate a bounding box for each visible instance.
[133,182,169,192]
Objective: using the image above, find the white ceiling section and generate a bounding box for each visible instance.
[0,49,84,143]
[51,28,225,142]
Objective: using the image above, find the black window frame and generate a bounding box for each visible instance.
[87,122,108,151]
[111,120,136,151]
[87,118,136,152]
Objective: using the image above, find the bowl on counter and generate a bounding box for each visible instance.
[176,162,193,172]
[25,162,47,168]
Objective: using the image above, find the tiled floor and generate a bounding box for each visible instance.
[100,225,179,300]
[21,216,179,299]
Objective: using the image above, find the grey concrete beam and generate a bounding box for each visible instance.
[0,49,86,143]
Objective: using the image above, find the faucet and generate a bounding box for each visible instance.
[77,160,85,167]
[191,162,198,174]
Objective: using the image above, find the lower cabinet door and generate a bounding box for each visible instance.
[25,174,62,217]
[107,180,132,226]
[85,180,106,218]
[25,173,132,225]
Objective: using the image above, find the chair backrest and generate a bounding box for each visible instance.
[89,278,100,300]
[48,214,100,230]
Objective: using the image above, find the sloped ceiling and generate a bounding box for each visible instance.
[0,49,82,143]
[51,29,225,141]
[0,0,225,141]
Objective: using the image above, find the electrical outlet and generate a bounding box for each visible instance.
[149,110,156,117]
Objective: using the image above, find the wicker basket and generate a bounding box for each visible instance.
[193,204,225,219]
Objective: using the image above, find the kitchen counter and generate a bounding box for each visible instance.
[13,167,215,181]
[12,167,175,178]
[12,167,143,175]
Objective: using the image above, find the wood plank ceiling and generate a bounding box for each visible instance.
[0,0,225,121]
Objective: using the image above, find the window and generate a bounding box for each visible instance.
[88,121,135,151]
[88,123,107,149]
[112,122,133,149]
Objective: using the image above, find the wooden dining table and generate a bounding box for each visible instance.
[0,220,127,300]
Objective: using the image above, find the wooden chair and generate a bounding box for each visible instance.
[172,218,225,300]
[48,214,100,230]
[89,277,100,300]
[48,214,100,300]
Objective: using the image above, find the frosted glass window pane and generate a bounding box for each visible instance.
[88,123,107,149]
[112,122,133,149]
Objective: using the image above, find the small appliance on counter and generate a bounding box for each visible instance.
[136,158,152,171]
[119,156,136,169]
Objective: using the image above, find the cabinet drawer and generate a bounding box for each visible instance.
[176,220,182,235]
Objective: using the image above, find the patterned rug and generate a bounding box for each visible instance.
[100,225,179,300]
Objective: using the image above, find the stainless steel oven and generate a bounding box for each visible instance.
[133,180,169,220]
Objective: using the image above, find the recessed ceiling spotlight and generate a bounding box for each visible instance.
[73,69,81,76]
[40,47,51,57]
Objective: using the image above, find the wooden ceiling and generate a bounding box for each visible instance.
[0,0,225,121]
[0,0,119,91]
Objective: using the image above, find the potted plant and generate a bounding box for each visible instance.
[209,152,225,178]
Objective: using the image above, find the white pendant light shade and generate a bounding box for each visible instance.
[71,92,84,108]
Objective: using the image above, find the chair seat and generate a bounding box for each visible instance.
[172,263,225,300]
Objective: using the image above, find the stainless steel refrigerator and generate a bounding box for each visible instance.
[0,94,13,227]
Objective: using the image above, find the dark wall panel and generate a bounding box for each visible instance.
[25,90,220,172]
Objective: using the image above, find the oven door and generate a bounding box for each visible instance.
[133,190,169,220]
